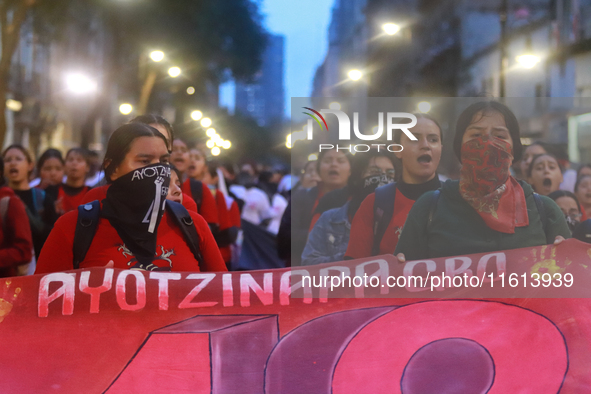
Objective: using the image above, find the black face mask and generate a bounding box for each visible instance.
[102,163,171,269]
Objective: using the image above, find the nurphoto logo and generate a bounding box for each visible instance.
[302,107,417,153]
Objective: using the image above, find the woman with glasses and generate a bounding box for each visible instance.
[301,150,396,265]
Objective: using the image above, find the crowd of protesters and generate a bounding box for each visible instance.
[2,101,591,277]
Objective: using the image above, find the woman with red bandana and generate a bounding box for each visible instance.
[395,101,570,261]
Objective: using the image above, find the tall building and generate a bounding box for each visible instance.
[235,34,285,126]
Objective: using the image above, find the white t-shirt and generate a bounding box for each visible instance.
[241,187,271,225]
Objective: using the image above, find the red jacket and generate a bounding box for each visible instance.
[35,209,226,273]
[0,187,33,277]
[181,179,219,226]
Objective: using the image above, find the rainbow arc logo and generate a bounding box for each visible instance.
[302,107,328,132]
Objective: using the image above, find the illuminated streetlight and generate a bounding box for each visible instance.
[286,134,292,149]
[6,99,22,112]
[206,140,215,149]
[211,147,221,156]
[206,128,217,137]
[191,110,203,121]
[348,69,363,81]
[186,86,195,95]
[516,54,540,69]
[222,140,231,149]
[329,102,341,110]
[417,101,431,113]
[149,50,165,62]
[308,153,318,161]
[200,117,212,127]
[215,139,224,147]
[65,73,98,95]
[119,103,133,115]
[168,66,181,78]
[382,23,400,35]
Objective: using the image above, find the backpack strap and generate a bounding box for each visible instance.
[32,188,45,215]
[533,192,550,243]
[372,182,397,256]
[165,200,204,265]
[189,179,203,211]
[73,200,101,269]
[0,196,10,234]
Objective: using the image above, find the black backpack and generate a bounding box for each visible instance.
[72,200,203,269]
[189,179,203,211]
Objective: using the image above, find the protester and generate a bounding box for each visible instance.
[548,190,583,233]
[395,101,570,261]
[575,174,591,220]
[345,114,442,259]
[81,115,200,214]
[302,150,396,265]
[29,148,64,189]
[294,160,321,192]
[526,153,563,196]
[577,164,591,180]
[3,144,58,261]
[0,156,34,277]
[170,138,191,179]
[519,141,546,180]
[36,123,225,273]
[181,145,220,230]
[51,148,91,216]
[289,148,351,265]
[202,161,240,265]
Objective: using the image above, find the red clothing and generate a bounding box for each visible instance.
[82,185,198,215]
[229,200,241,227]
[36,209,226,273]
[212,189,234,263]
[57,185,90,214]
[345,190,415,259]
[181,179,219,225]
[0,187,33,277]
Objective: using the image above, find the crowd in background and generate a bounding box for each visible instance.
[1,102,591,277]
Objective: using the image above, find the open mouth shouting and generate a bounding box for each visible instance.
[417,154,432,164]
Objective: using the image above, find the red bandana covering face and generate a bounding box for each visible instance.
[459,135,529,233]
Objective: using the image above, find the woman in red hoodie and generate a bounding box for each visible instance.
[36,123,225,273]
[0,156,33,277]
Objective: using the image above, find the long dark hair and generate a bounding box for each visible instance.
[103,123,168,182]
[130,114,174,151]
[37,148,64,175]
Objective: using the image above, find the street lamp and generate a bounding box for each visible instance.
[191,110,203,121]
[329,102,341,110]
[149,50,165,62]
[200,117,212,128]
[186,86,195,95]
[206,139,215,149]
[222,140,231,149]
[168,67,181,78]
[206,128,216,137]
[417,101,431,113]
[516,54,540,69]
[65,73,97,95]
[308,153,318,161]
[382,23,400,35]
[119,103,133,115]
[211,147,221,156]
[348,69,363,81]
